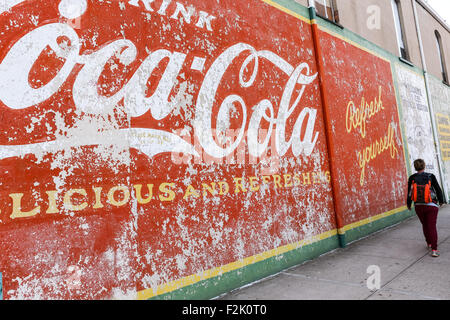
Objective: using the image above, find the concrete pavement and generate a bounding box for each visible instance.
[217,205,450,300]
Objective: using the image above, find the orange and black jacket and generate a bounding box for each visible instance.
[407,172,444,208]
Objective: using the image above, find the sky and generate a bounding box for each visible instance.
[424,0,450,27]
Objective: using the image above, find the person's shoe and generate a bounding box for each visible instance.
[427,244,432,250]
[431,250,440,257]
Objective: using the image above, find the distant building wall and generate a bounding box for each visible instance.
[335,0,404,61]
[416,1,450,82]
[308,0,450,83]
[395,64,440,180]
[428,75,450,198]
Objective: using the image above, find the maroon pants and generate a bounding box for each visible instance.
[415,205,439,250]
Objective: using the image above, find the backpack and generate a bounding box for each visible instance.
[410,173,437,204]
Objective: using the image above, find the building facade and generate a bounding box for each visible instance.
[295,0,450,83]
[296,0,450,197]
[0,0,449,300]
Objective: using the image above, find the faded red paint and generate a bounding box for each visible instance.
[318,28,408,227]
[0,0,339,299]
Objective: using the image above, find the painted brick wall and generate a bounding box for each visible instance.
[0,0,440,300]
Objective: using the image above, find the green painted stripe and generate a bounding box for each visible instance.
[266,0,310,20]
[344,208,413,245]
[143,0,417,300]
[146,208,412,300]
[149,234,340,300]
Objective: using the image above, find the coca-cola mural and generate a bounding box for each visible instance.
[0,0,410,300]
[317,28,408,235]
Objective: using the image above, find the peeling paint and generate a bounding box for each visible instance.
[0,0,423,300]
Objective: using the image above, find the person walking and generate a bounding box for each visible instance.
[407,159,444,257]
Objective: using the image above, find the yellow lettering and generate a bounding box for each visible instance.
[202,182,216,196]
[183,185,199,200]
[9,193,40,219]
[325,171,331,182]
[312,172,321,184]
[108,186,130,207]
[302,172,311,185]
[248,177,260,192]
[134,184,153,204]
[159,183,176,201]
[233,177,247,193]
[357,123,399,186]
[262,176,272,185]
[93,187,104,209]
[218,181,229,195]
[272,175,282,189]
[64,189,88,211]
[45,191,58,214]
[293,173,301,186]
[345,86,384,139]
[283,174,293,187]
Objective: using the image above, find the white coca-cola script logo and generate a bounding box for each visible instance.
[0,0,319,163]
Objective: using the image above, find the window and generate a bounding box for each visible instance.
[391,0,409,60]
[315,0,339,23]
[435,30,448,84]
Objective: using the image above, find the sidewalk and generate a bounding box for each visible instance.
[217,205,450,300]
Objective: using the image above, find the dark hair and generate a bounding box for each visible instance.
[413,159,425,171]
